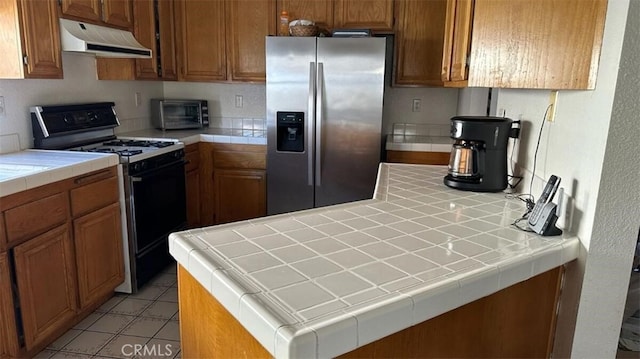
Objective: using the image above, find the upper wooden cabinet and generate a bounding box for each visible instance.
[60,0,133,29]
[279,0,334,32]
[441,0,472,85]
[467,0,607,89]
[279,0,393,33]
[0,0,63,79]
[396,0,607,89]
[226,0,276,82]
[174,0,226,81]
[133,0,177,80]
[394,0,448,86]
[334,0,393,32]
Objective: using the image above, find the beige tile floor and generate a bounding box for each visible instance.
[35,265,180,359]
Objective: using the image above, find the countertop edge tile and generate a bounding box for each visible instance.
[0,150,119,197]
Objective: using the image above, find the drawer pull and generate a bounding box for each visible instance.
[74,170,112,185]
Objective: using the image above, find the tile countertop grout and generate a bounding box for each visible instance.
[168,164,579,359]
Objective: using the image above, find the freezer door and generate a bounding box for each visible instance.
[266,37,317,215]
[315,37,386,208]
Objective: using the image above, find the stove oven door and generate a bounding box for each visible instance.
[127,159,186,288]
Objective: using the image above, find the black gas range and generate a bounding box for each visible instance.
[31,102,186,293]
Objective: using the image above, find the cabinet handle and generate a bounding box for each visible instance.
[74,169,112,185]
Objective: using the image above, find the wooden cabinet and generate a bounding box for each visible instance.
[279,0,334,32]
[133,0,178,80]
[60,0,133,29]
[394,0,448,86]
[1,252,19,357]
[13,225,77,351]
[441,0,473,85]
[0,166,122,357]
[214,169,266,225]
[185,144,201,228]
[386,150,450,165]
[200,143,267,226]
[0,0,63,79]
[396,0,606,89]
[279,0,392,34]
[73,203,123,309]
[467,0,607,89]
[226,0,276,82]
[174,0,226,81]
[334,0,393,32]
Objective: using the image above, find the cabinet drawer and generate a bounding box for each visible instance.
[5,192,69,246]
[70,176,119,217]
[213,151,266,170]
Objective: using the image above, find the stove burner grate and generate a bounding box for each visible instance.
[102,139,175,148]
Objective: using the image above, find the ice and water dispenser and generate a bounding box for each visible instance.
[276,112,304,152]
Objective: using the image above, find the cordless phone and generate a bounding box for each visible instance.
[528,175,563,236]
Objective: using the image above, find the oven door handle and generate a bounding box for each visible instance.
[129,159,186,182]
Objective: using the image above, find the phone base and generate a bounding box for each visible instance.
[529,202,563,236]
[540,213,563,236]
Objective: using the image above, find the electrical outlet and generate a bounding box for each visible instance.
[547,90,558,122]
[412,98,421,112]
[235,95,243,108]
[0,96,5,118]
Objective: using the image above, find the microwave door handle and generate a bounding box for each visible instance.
[315,62,324,187]
[308,62,316,187]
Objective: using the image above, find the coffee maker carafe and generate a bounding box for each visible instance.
[444,116,513,192]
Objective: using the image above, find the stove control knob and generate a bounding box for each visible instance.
[87,112,98,122]
[132,163,141,172]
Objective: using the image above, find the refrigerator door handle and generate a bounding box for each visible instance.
[315,62,324,187]
[308,62,316,187]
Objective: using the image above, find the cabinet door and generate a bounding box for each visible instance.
[441,0,472,84]
[59,0,102,23]
[14,225,77,351]
[185,169,201,228]
[73,203,124,309]
[157,0,178,79]
[278,0,333,32]
[102,0,133,29]
[468,0,607,89]
[18,0,63,79]
[394,0,448,86]
[0,252,19,357]
[226,0,275,82]
[214,169,266,224]
[175,0,226,81]
[133,0,159,79]
[334,0,393,32]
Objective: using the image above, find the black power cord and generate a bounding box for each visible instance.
[509,104,553,232]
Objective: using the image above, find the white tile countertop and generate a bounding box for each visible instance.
[0,150,120,197]
[169,164,579,358]
[119,127,266,146]
[386,134,453,152]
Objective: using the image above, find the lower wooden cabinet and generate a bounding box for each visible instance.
[13,225,77,351]
[73,202,124,309]
[185,144,201,228]
[386,150,450,165]
[0,166,123,357]
[214,169,266,224]
[0,252,18,357]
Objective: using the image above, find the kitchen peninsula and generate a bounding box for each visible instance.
[169,164,578,358]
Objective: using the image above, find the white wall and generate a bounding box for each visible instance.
[0,53,163,153]
[486,0,638,357]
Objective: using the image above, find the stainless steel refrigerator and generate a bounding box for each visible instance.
[266,36,386,215]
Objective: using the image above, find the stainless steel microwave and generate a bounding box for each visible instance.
[151,99,209,130]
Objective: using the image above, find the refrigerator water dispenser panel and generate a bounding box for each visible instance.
[277,111,304,152]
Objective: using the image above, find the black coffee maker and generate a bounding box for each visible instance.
[443,116,513,192]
